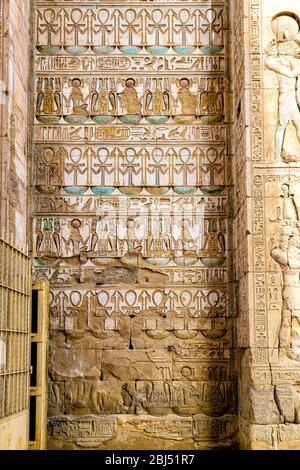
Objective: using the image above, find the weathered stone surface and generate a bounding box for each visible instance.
[48,415,118,448]
[233,0,300,450]
[245,424,300,450]
[249,386,281,425]
[101,350,173,382]
[48,414,237,450]
[274,384,295,423]
[193,414,237,441]
[121,415,193,441]
[5,0,300,453]
[49,348,102,380]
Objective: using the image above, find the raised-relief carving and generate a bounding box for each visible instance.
[118,78,142,118]
[48,415,118,447]
[36,6,225,55]
[34,144,225,192]
[35,75,225,125]
[271,184,300,363]
[34,0,234,450]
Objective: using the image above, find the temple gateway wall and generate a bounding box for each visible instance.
[32,0,236,450]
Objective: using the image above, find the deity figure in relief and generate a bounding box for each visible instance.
[63,219,87,256]
[144,78,170,115]
[177,78,197,115]
[36,78,61,116]
[44,78,55,114]
[67,78,89,116]
[265,14,300,162]
[271,225,300,362]
[91,78,116,115]
[180,219,198,251]
[271,184,300,362]
[202,219,225,256]
[118,78,141,115]
[199,78,224,117]
[126,219,143,254]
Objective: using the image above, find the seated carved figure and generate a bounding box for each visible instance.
[118,78,142,115]
[177,78,197,116]
[68,78,89,116]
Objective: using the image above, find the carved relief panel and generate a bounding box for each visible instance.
[35,5,225,55]
[33,0,234,450]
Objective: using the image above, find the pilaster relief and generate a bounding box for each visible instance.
[236,0,300,449]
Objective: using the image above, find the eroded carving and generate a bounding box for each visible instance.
[271,184,300,362]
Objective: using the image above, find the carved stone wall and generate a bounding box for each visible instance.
[0,0,31,451]
[0,0,30,243]
[31,0,237,449]
[235,0,300,450]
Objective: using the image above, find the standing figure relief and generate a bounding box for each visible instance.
[266,14,300,162]
[271,184,300,362]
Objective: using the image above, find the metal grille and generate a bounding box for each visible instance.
[0,237,31,419]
